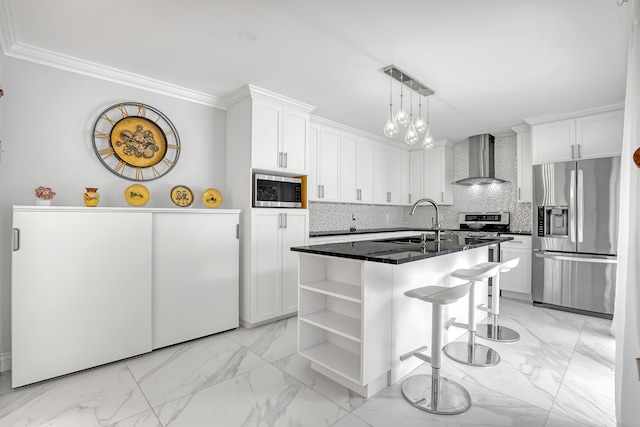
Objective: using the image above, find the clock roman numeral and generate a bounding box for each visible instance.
[118,104,129,118]
[162,158,175,167]
[95,131,110,140]
[98,147,115,159]
[151,166,161,178]
[114,160,127,174]
[136,104,147,117]
[167,144,180,150]
[164,129,176,136]
[101,114,116,126]
[136,167,144,180]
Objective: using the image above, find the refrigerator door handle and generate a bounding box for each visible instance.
[569,169,576,243]
[534,251,617,264]
[577,168,584,243]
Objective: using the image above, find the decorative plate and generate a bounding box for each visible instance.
[201,188,223,208]
[171,185,194,207]
[125,184,150,206]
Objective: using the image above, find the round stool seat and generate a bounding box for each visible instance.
[405,283,472,305]
[450,263,500,281]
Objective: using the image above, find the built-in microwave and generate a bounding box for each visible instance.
[254,174,302,208]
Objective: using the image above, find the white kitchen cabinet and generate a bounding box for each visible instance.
[499,235,532,298]
[422,140,453,205]
[530,109,623,164]
[308,123,340,202]
[251,99,309,174]
[399,150,411,205]
[152,212,239,349]
[409,150,423,205]
[340,133,375,204]
[11,207,241,387]
[513,126,532,203]
[375,145,405,204]
[251,209,309,324]
[12,209,152,388]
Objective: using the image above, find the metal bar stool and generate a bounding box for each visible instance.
[400,282,473,415]
[475,258,521,342]
[443,263,501,367]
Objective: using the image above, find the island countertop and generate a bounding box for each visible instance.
[291,234,513,264]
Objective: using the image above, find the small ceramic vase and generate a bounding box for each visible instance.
[84,188,100,207]
[35,198,51,206]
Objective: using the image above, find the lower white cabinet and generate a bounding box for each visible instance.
[499,235,532,297]
[11,207,240,387]
[152,212,239,349]
[251,209,308,324]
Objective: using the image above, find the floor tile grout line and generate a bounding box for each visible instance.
[122,362,164,427]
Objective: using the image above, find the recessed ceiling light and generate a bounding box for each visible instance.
[239,31,257,42]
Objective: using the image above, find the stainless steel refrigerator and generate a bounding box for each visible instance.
[532,157,620,318]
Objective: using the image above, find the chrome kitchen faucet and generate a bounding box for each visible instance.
[411,198,441,243]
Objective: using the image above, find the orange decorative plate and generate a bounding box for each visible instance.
[125,184,150,206]
[171,185,194,207]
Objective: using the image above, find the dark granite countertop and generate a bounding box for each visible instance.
[309,228,530,238]
[292,234,514,265]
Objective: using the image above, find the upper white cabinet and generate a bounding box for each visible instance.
[422,140,454,205]
[251,209,308,324]
[375,145,406,204]
[409,150,423,205]
[308,123,340,202]
[340,132,375,204]
[530,109,624,165]
[513,125,532,203]
[226,85,315,176]
[251,99,309,173]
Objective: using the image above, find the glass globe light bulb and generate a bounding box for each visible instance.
[395,108,409,127]
[414,116,427,134]
[422,125,434,150]
[384,111,398,138]
[405,121,419,145]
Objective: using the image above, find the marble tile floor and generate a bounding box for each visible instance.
[0,298,615,427]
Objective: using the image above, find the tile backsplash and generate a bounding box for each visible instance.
[309,134,532,233]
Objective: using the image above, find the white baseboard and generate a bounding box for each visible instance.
[0,352,11,372]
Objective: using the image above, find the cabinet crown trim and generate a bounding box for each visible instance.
[225,84,315,112]
[524,103,624,126]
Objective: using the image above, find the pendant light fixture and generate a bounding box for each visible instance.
[405,81,419,145]
[394,72,409,127]
[383,69,399,138]
[381,65,435,146]
[421,94,434,150]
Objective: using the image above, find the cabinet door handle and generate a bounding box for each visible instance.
[322,185,325,198]
[441,192,444,203]
[284,212,288,229]
[409,194,412,204]
[387,192,391,203]
[577,144,581,159]
[518,188,521,199]
[236,224,240,239]
[284,152,288,168]
[13,228,20,251]
[278,152,283,167]
[278,213,282,228]
[318,185,322,198]
[571,145,575,159]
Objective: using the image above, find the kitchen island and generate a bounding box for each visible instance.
[291,234,513,397]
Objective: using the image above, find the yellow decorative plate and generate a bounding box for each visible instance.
[171,185,194,207]
[125,184,150,207]
[201,188,223,208]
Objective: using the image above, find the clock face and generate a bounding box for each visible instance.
[92,103,180,181]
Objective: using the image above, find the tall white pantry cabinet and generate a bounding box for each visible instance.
[225,85,313,327]
[11,206,240,387]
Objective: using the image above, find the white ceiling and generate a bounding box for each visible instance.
[0,0,630,143]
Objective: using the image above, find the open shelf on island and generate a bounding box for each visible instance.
[300,341,360,383]
[300,280,361,302]
[300,310,361,342]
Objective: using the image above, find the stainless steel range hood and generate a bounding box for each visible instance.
[454,134,507,185]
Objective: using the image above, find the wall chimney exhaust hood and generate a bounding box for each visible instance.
[454,134,507,185]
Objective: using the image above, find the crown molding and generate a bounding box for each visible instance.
[524,102,625,125]
[224,84,315,113]
[511,124,531,133]
[0,0,16,53]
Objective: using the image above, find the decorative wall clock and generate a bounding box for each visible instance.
[92,102,180,181]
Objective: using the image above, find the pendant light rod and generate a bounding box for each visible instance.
[382,65,435,97]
